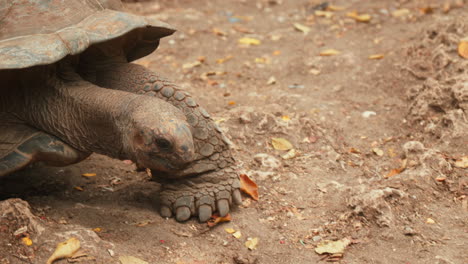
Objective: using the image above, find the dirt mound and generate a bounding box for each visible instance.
[404,18,468,139]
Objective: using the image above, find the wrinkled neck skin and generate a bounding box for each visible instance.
[0,64,136,160]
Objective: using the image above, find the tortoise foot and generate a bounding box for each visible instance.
[158,166,242,222]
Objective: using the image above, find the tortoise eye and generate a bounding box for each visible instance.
[155,138,172,150]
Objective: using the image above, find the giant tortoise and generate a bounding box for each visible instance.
[0,0,241,222]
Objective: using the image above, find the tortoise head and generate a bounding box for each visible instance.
[127,110,195,172]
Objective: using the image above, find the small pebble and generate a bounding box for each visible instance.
[362,111,377,118]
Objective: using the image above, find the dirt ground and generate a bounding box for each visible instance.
[1,0,467,263]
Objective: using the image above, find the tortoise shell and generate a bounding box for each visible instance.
[0,0,175,70]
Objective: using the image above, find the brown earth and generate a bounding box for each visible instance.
[1,0,467,263]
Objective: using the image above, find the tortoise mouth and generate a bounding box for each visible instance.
[140,152,189,172]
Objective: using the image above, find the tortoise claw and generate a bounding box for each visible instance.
[176,207,191,222]
[216,199,230,217]
[232,189,243,205]
[198,205,212,222]
[160,206,172,218]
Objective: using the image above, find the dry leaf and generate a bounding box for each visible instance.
[309,69,321,75]
[369,54,384,60]
[282,149,298,160]
[232,231,242,239]
[228,101,236,106]
[458,38,468,59]
[454,156,468,168]
[233,25,253,34]
[74,186,84,191]
[392,9,410,17]
[21,236,32,246]
[372,148,384,156]
[349,148,361,154]
[267,76,277,85]
[119,256,149,264]
[182,61,202,69]
[315,10,334,18]
[319,49,341,56]
[81,173,96,177]
[293,23,311,34]
[347,11,371,22]
[271,137,293,150]
[385,159,407,178]
[225,228,236,234]
[426,218,436,224]
[212,27,227,36]
[46,237,81,264]
[419,7,434,14]
[216,55,233,64]
[315,238,351,255]
[207,213,232,227]
[240,174,259,201]
[245,237,259,250]
[92,227,102,233]
[281,115,290,121]
[327,5,345,11]
[435,177,446,182]
[238,37,261,45]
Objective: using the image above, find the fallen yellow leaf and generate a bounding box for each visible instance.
[92,227,102,233]
[212,27,227,36]
[81,173,96,177]
[426,218,436,224]
[238,37,261,45]
[22,236,32,246]
[240,174,259,201]
[319,49,341,56]
[74,186,84,191]
[347,11,371,22]
[216,55,233,64]
[392,8,410,17]
[272,137,293,150]
[454,156,468,168]
[369,54,384,60]
[315,10,334,18]
[327,5,345,11]
[458,38,468,59]
[232,231,242,239]
[293,23,311,34]
[372,148,384,156]
[224,228,236,234]
[282,149,298,160]
[315,238,351,254]
[182,61,202,69]
[47,238,81,264]
[245,237,259,250]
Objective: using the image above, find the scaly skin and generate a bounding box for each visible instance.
[84,62,242,222]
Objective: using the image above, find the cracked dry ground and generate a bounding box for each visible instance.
[1,0,467,263]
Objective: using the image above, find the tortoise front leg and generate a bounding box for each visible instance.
[88,62,242,222]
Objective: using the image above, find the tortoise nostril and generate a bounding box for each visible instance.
[180,144,189,152]
[155,138,172,150]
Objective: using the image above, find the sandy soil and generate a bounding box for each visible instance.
[1,0,467,263]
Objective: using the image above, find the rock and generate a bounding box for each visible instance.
[0,198,45,240]
[253,153,280,169]
[403,141,426,155]
[403,226,417,236]
[348,187,408,227]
